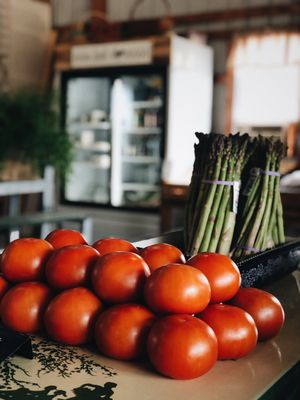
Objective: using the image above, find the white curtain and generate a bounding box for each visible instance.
[228,32,300,129]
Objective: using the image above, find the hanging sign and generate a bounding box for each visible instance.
[71,40,152,69]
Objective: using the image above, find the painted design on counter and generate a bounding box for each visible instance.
[0,337,117,399]
[33,339,116,379]
[0,382,117,399]
[0,385,65,399]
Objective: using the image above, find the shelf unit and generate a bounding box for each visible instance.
[70,159,110,169]
[122,183,159,191]
[132,99,162,109]
[122,156,160,164]
[61,35,213,209]
[74,142,111,152]
[126,127,162,135]
[67,121,111,131]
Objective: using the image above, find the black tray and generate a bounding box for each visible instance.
[237,239,300,288]
[134,231,300,288]
[0,324,33,362]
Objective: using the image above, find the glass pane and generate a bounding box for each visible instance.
[65,77,111,204]
[111,74,164,208]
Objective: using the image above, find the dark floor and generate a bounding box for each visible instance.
[57,204,162,243]
[0,203,185,249]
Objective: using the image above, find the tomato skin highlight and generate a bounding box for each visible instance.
[1,238,53,282]
[44,287,102,345]
[0,282,52,333]
[198,303,258,360]
[45,244,100,290]
[95,303,156,360]
[140,243,186,272]
[229,287,285,341]
[147,314,218,380]
[187,252,241,303]
[144,263,211,314]
[92,237,138,255]
[45,229,87,249]
[92,251,150,304]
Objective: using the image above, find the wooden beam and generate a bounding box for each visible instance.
[121,3,299,38]
[90,0,106,14]
[167,4,299,25]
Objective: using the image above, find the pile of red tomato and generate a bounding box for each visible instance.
[0,229,285,380]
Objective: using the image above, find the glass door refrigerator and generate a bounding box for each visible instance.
[110,72,165,208]
[63,76,112,205]
[61,67,166,209]
[61,35,213,210]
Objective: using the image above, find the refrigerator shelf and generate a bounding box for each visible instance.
[75,142,111,152]
[126,127,161,135]
[122,156,160,164]
[73,159,111,170]
[122,183,159,191]
[68,122,111,131]
[132,99,162,109]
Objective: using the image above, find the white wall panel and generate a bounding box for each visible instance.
[164,35,214,185]
[232,65,300,127]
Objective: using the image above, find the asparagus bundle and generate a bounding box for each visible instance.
[231,137,286,260]
[184,132,251,258]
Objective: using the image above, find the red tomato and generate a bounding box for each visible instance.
[144,263,211,314]
[92,251,150,304]
[45,229,87,249]
[0,275,10,300]
[44,287,102,345]
[147,314,217,380]
[92,237,138,255]
[140,243,186,272]
[187,252,241,303]
[1,238,53,282]
[95,303,156,360]
[45,245,100,290]
[198,304,258,360]
[0,282,52,333]
[229,287,285,341]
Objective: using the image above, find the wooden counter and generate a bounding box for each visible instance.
[0,240,299,399]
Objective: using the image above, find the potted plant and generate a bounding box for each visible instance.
[0,89,72,181]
